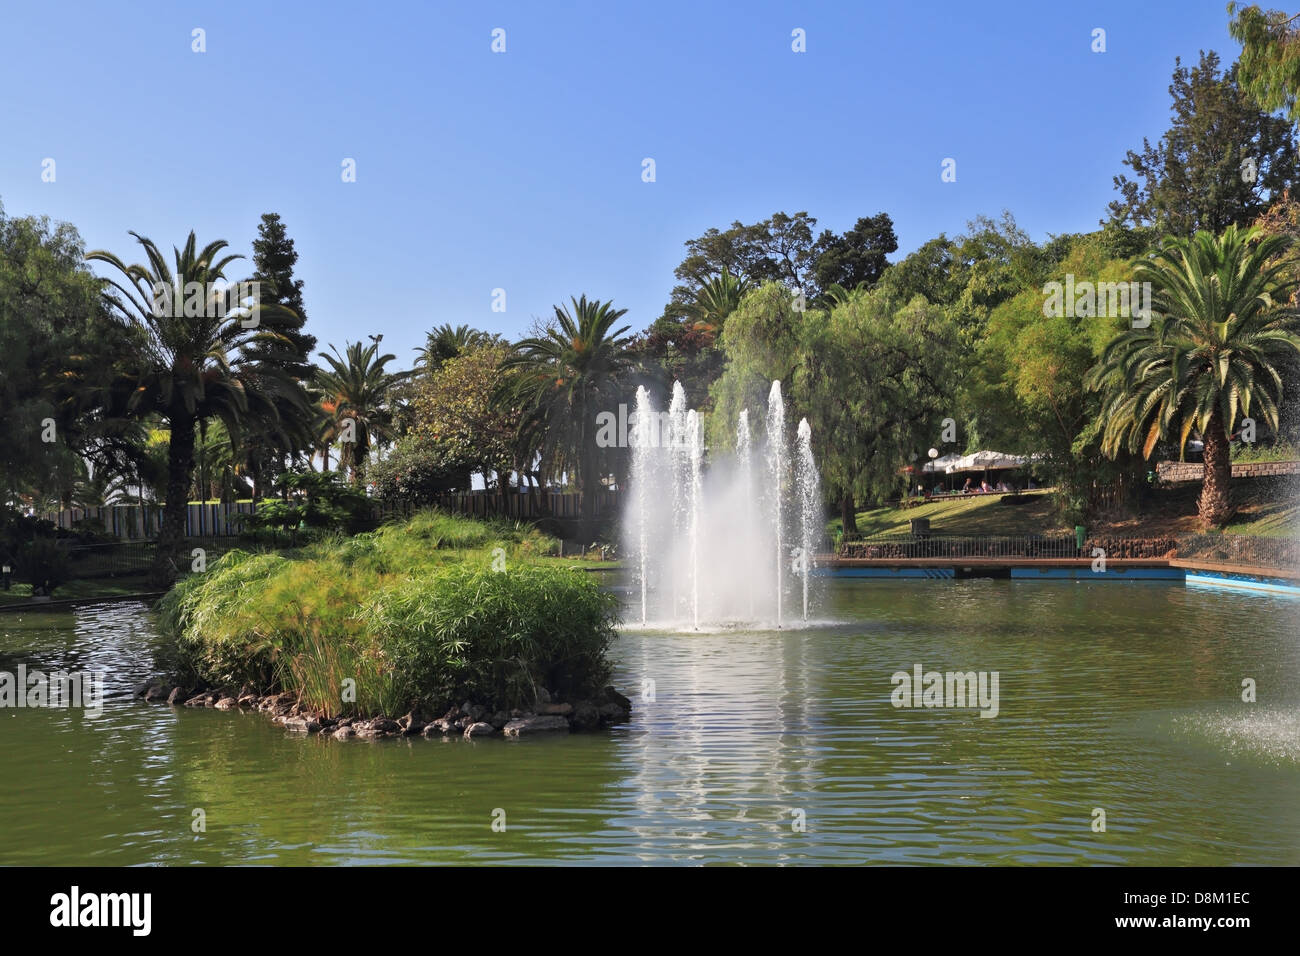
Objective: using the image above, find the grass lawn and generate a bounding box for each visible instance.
[827,480,1300,540]
[1219,499,1300,537]
[829,491,1064,538]
[0,575,155,606]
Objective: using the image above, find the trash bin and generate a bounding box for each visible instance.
[1074,525,1086,550]
[910,517,931,537]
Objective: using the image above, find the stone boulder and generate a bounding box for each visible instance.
[503,715,570,737]
[398,712,427,735]
[569,701,600,731]
[601,686,633,711]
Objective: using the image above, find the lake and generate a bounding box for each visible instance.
[1,578,1296,865]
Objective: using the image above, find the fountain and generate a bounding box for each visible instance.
[625,380,821,629]
[796,418,820,623]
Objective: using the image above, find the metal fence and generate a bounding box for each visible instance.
[60,537,241,579]
[839,534,1083,560]
[427,490,620,520]
[40,491,620,540]
[41,503,259,539]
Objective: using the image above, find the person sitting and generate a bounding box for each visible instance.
[980,479,993,494]
[996,480,1011,493]
[961,478,973,494]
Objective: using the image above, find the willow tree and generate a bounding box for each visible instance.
[1086,225,1300,526]
[795,288,959,534]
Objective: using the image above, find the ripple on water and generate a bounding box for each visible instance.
[1170,708,1300,766]
[1,581,1298,865]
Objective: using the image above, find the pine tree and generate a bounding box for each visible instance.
[244,213,318,495]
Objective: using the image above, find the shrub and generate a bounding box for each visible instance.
[369,564,618,711]
[369,437,471,504]
[17,538,70,594]
[159,511,610,716]
[240,470,371,541]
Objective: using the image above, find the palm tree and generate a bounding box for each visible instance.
[88,231,308,584]
[314,341,410,485]
[71,460,134,510]
[686,271,750,337]
[496,295,635,523]
[414,323,499,373]
[1086,225,1300,527]
[818,281,868,310]
[193,420,246,503]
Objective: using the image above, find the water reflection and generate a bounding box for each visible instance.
[0,581,1296,865]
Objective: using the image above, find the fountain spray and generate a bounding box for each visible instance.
[766,381,786,628]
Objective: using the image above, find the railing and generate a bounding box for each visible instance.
[1176,534,1300,570]
[40,491,623,539]
[840,534,1082,560]
[60,537,241,579]
[40,502,259,539]
[838,533,1182,561]
[427,490,619,520]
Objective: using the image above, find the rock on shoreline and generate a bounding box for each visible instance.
[134,681,633,740]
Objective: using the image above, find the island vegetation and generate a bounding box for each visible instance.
[152,510,627,736]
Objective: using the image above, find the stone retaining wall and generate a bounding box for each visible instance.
[1084,537,1179,559]
[1156,459,1300,482]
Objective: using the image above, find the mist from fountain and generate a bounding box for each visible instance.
[625,380,821,630]
[766,381,786,627]
[796,417,820,622]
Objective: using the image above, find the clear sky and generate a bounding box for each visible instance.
[0,0,1244,364]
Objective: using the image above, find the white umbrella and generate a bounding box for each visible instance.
[947,451,1026,472]
[922,453,963,473]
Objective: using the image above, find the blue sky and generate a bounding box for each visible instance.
[0,0,1243,364]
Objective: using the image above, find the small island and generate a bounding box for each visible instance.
[137,510,631,739]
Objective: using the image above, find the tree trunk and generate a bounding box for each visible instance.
[152,415,196,587]
[1198,412,1233,528]
[841,493,857,536]
[580,454,598,525]
[530,469,547,517]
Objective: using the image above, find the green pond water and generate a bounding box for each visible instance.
[0,578,1297,865]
